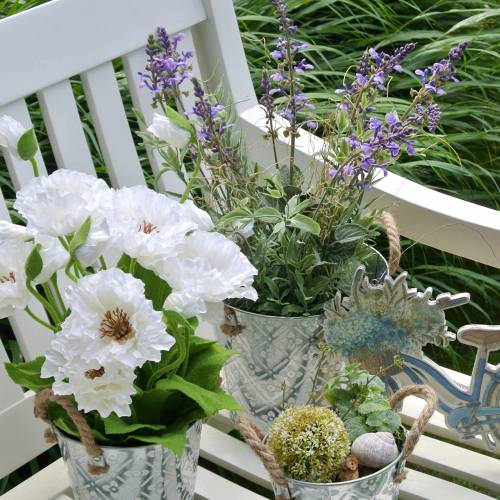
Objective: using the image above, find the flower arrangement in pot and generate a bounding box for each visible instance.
[138,0,468,428]
[0,135,259,499]
[237,362,438,500]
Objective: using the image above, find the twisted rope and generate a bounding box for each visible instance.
[390,384,437,483]
[380,211,401,275]
[34,388,109,475]
[236,413,288,487]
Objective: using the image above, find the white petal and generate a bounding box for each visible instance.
[0,115,26,158]
[147,112,190,149]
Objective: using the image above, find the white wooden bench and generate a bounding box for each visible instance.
[0,1,499,499]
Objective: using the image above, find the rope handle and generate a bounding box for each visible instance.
[390,384,438,482]
[235,413,288,487]
[379,211,401,275]
[34,388,109,475]
[237,384,437,489]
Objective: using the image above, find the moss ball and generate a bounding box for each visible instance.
[268,405,350,483]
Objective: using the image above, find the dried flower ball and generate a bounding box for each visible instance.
[268,405,350,483]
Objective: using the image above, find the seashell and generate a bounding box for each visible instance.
[351,432,399,469]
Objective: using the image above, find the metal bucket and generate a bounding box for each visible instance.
[54,421,201,500]
[213,305,344,431]
[272,449,405,500]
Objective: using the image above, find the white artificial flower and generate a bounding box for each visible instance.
[0,239,31,318]
[109,186,198,270]
[0,115,26,159]
[180,199,214,231]
[59,268,174,368]
[232,218,254,239]
[0,221,68,284]
[14,170,113,252]
[42,337,136,417]
[147,112,191,149]
[162,231,258,316]
[74,220,111,267]
[35,234,69,284]
[0,221,31,241]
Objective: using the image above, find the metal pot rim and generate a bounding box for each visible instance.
[52,421,200,451]
[285,447,404,488]
[224,302,323,321]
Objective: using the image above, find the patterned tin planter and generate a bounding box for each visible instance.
[213,305,344,431]
[272,451,405,500]
[54,421,201,500]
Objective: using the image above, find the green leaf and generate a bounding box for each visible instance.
[334,223,369,244]
[103,413,166,435]
[366,410,401,432]
[344,415,370,442]
[288,214,320,235]
[358,397,391,415]
[155,374,240,416]
[253,207,282,223]
[183,336,236,389]
[165,105,194,134]
[4,356,53,391]
[68,216,91,256]
[25,243,43,283]
[131,421,189,456]
[218,207,250,225]
[17,127,38,160]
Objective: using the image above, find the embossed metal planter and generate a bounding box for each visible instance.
[213,306,344,431]
[54,421,201,500]
[272,449,405,500]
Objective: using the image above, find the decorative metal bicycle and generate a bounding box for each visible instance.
[387,325,500,450]
[324,266,500,451]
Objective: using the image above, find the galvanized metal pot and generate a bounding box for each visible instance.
[54,421,201,500]
[272,451,405,500]
[212,305,344,431]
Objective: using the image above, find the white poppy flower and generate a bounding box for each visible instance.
[180,199,214,231]
[0,221,31,241]
[0,222,68,285]
[0,239,31,318]
[60,268,174,368]
[147,112,191,149]
[109,186,198,270]
[162,231,257,316]
[0,115,26,159]
[14,170,113,249]
[42,338,136,417]
[35,234,69,284]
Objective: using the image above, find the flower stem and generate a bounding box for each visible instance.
[25,306,58,332]
[29,157,39,177]
[26,281,62,325]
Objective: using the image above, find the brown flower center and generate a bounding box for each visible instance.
[0,272,16,284]
[138,220,158,234]
[84,366,105,379]
[99,308,134,342]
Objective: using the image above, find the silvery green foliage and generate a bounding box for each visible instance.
[324,266,470,357]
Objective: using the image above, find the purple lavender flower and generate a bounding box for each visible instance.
[139,28,192,108]
[190,78,231,152]
[427,103,441,132]
[414,41,468,95]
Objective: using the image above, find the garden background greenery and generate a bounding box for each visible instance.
[0,0,499,493]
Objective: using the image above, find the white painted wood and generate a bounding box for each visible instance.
[409,434,500,494]
[400,469,494,500]
[238,104,500,269]
[192,0,257,114]
[177,28,204,114]
[0,0,207,107]
[122,48,184,194]
[0,99,47,190]
[1,458,72,500]
[195,467,268,500]
[37,80,95,174]
[200,424,270,489]
[0,342,25,410]
[80,62,145,187]
[0,393,51,478]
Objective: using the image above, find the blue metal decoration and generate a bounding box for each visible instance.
[324,266,500,450]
